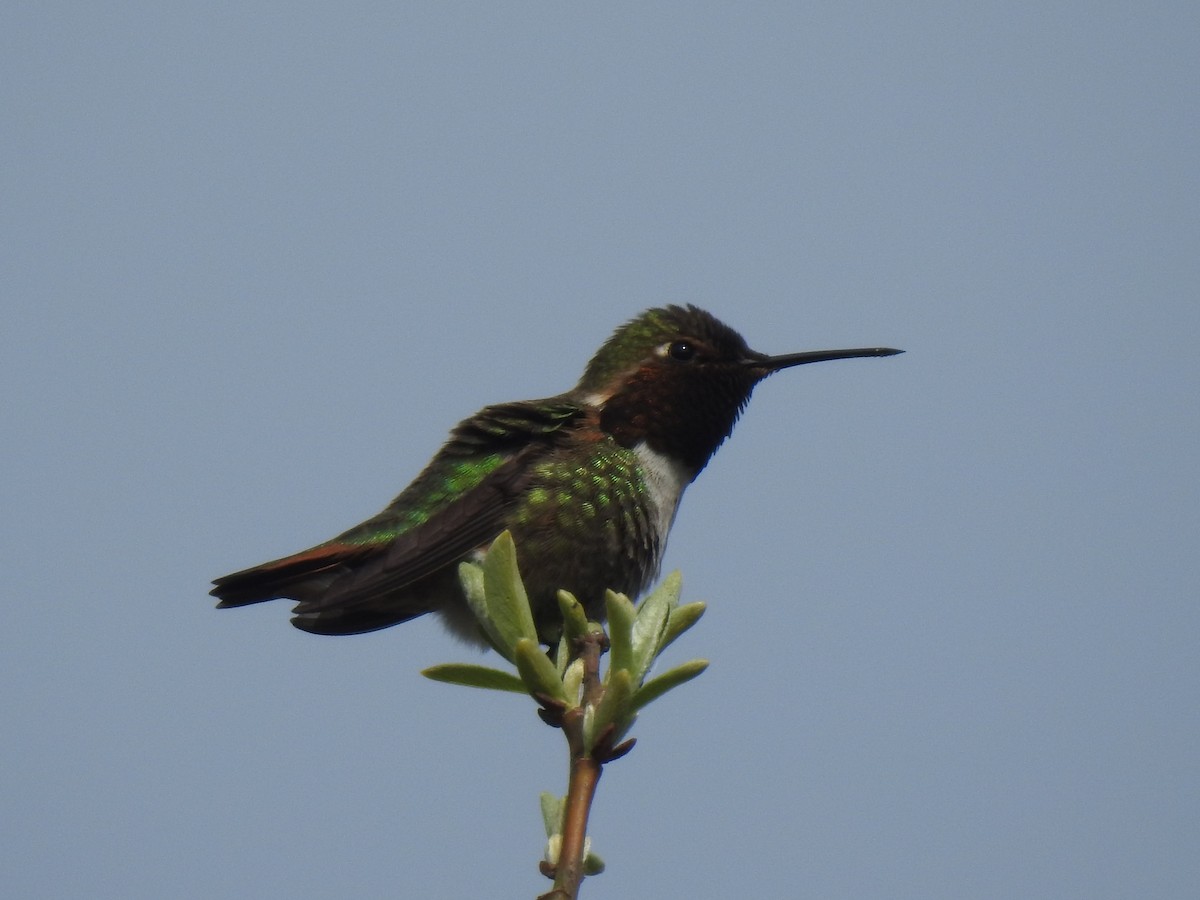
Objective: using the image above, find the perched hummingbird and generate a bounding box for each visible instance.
[212,305,900,645]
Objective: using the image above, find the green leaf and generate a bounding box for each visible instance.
[482,531,539,652]
[605,590,636,678]
[539,792,564,838]
[458,560,512,661]
[556,589,590,642]
[421,663,527,694]
[514,638,567,704]
[586,667,634,753]
[458,558,486,616]
[630,572,679,682]
[583,852,606,876]
[561,658,584,708]
[545,834,562,866]
[554,633,570,677]
[632,659,709,710]
[661,600,706,651]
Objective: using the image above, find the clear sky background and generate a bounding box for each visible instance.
[3,3,1198,898]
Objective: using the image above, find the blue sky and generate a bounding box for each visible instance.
[3,3,1198,898]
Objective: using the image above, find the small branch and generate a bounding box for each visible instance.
[542,755,601,899]
[430,548,707,897]
[538,632,606,900]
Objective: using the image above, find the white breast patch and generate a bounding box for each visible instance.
[633,441,693,548]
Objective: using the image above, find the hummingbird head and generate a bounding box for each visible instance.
[578,305,901,476]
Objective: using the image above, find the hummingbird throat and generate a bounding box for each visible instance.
[632,440,692,555]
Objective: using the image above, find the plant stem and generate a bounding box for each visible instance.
[538,632,606,900]
[545,754,600,899]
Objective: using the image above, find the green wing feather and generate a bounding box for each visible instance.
[211,399,582,620]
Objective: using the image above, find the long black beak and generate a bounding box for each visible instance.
[747,346,904,373]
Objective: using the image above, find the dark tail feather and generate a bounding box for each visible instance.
[213,541,446,636]
[288,604,429,636]
[285,564,458,635]
[210,543,371,608]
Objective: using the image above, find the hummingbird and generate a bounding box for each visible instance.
[212,305,901,646]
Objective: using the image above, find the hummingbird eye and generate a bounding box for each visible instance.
[667,340,697,362]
